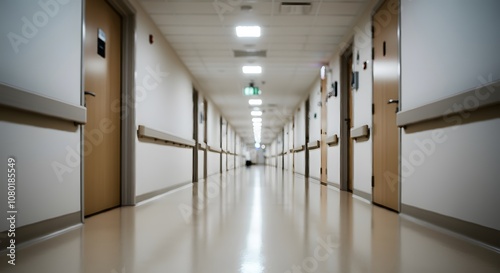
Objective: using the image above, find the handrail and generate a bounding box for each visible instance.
[137,125,195,148]
[0,82,86,125]
[351,125,370,140]
[307,140,320,150]
[208,145,222,153]
[294,145,305,152]
[198,142,207,150]
[326,134,339,146]
[397,80,500,127]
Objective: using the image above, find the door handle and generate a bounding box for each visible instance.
[387,99,398,104]
[85,91,96,97]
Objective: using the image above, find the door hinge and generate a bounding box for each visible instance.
[372,176,375,187]
[320,167,322,174]
[372,47,374,60]
[372,103,375,115]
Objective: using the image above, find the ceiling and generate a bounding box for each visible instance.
[138,0,371,145]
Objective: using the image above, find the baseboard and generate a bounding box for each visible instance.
[327,182,340,189]
[353,189,372,202]
[136,170,229,204]
[401,204,500,251]
[0,212,81,251]
[136,181,192,203]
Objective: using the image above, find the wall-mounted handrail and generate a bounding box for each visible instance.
[397,80,500,127]
[307,140,320,150]
[0,82,86,125]
[326,134,339,146]
[351,125,370,140]
[294,145,305,152]
[137,125,195,148]
[208,145,222,153]
[198,142,207,150]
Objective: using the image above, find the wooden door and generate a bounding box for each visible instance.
[372,0,400,211]
[84,0,121,216]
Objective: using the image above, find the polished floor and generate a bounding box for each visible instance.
[1,166,499,273]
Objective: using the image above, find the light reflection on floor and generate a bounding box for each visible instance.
[0,166,499,273]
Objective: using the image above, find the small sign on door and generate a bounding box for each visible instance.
[97,28,106,58]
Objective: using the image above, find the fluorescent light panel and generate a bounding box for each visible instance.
[236,26,261,37]
[248,99,262,106]
[251,110,263,116]
[242,66,262,74]
[252,118,262,122]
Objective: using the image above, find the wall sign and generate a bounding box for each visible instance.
[97,28,106,58]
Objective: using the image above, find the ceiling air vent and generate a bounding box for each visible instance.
[280,2,312,15]
[240,5,253,12]
[233,50,267,58]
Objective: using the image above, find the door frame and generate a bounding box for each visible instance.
[304,98,310,178]
[80,0,136,222]
[340,43,353,192]
[192,88,199,182]
[320,67,328,184]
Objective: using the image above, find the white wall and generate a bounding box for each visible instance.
[308,81,322,180]
[400,0,500,230]
[0,0,81,104]
[401,0,500,110]
[198,94,205,143]
[198,150,204,180]
[0,0,82,231]
[206,100,221,175]
[207,101,221,148]
[309,149,321,180]
[294,152,305,176]
[294,101,306,175]
[294,101,306,148]
[308,81,322,142]
[351,14,373,196]
[131,0,194,196]
[208,151,220,176]
[327,55,341,185]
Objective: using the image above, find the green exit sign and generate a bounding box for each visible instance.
[243,86,261,96]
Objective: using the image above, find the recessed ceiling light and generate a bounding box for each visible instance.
[251,110,262,116]
[252,118,262,122]
[242,65,262,74]
[236,26,261,37]
[249,99,262,106]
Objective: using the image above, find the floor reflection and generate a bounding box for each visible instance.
[0,166,499,273]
